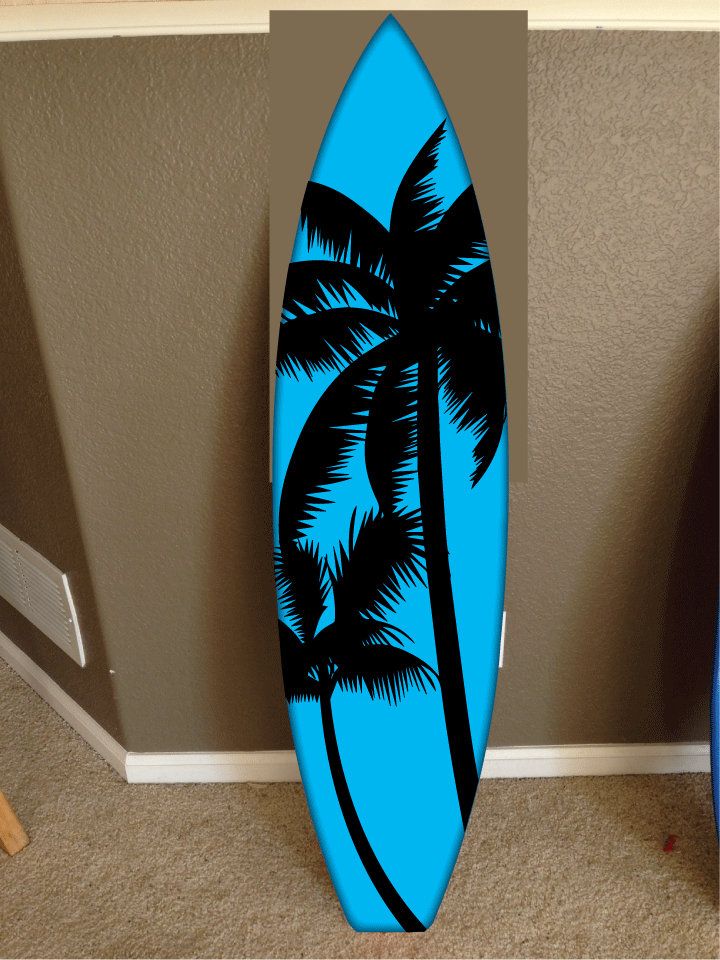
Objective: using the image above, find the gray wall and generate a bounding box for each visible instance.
[0,31,716,752]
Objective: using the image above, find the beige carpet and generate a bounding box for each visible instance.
[0,658,717,959]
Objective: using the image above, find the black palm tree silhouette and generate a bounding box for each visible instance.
[276,509,435,932]
[277,120,506,827]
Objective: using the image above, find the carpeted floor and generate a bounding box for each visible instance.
[1,658,718,960]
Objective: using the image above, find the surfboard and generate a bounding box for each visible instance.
[272,16,508,931]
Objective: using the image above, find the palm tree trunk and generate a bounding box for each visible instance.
[319,688,424,932]
[416,342,478,829]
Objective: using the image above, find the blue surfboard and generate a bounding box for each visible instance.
[273,16,508,931]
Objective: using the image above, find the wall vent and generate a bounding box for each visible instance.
[0,524,86,666]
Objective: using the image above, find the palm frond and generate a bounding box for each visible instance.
[365,356,419,513]
[349,616,413,647]
[274,540,328,642]
[435,184,487,259]
[283,261,395,318]
[334,645,437,705]
[429,186,489,300]
[330,508,424,619]
[305,616,412,672]
[436,185,486,248]
[338,613,414,651]
[278,340,395,545]
[432,261,499,335]
[438,321,506,486]
[277,308,398,380]
[390,121,446,238]
[278,620,322,702]
[301,182,391,281]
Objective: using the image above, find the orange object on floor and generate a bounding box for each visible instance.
[0,790,29,856]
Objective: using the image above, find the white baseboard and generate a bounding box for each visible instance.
[481,742,710,778]
[0,631,710,784]
[0,629,127,778]
[125,750,301,783]
[126,743,710,783]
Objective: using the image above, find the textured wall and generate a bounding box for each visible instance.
[0,35,284,751]
[0,168,122,740]
[495,31,718,744]
[0,31,716,752]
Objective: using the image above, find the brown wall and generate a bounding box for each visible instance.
[0,167,122,740]
[0,30,716,752]
[0,35,285,752]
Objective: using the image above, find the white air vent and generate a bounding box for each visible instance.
[0,524,86,666]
